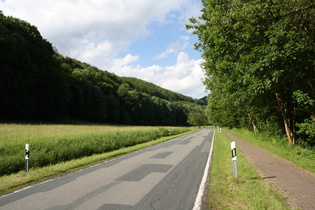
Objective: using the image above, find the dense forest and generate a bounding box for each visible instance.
[187,0,315,146]
[0,11,206,126]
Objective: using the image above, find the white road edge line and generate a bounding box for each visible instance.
[193,129,215,210]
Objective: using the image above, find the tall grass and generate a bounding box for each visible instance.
[207,130,289,209]
[0,124,192,176]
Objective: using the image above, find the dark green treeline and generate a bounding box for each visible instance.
[187,0,315,146]
[0,12,206,125]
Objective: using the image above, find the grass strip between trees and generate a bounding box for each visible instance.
[206,129,289,209]
[0,126,197,194]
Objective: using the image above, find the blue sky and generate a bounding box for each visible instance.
[1,0,208,98]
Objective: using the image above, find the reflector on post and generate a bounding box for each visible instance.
[25,144,30,172]
[231,141,238,178]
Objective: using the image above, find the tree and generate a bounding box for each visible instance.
[0,13,70,121]
[187,0,315,146]
[187,111,207,126]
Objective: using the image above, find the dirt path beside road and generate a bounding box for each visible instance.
[224,131,315,210]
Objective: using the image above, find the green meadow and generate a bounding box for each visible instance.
[0,124,193,176]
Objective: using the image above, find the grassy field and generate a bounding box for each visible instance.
[0,124,194,177]
[0,129,196,194]
[206,129,289,209]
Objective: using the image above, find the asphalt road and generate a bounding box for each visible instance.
[0,128,214,210]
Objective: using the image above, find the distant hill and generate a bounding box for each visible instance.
[121,77,194,103]
[198,96,208,106]
[0,12,206,125]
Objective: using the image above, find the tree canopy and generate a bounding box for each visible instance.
[187,0,315,146]
[0,11,206,126]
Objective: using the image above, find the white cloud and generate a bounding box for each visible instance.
[0,0,194,54]
[109,52,206,98]
[0,0,206,97]
[111,54,140,71]
[155,39,189,60]
[69,40,116,68]
[155,41,183,59]
[161,52,206,97]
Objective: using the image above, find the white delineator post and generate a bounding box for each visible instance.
[231,141,238,178]
[25,144,30,172]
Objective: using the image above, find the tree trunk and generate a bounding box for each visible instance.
[275,93,295,146]
[248,114,258,132]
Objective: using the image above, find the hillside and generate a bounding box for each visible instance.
[0,12,206,125]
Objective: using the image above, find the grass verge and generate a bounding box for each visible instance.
[228,128,315,174]
[0,130,196,195]
[206,129,289,209]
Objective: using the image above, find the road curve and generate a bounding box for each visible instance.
[0,128,214,210]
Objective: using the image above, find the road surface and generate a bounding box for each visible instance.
[0,128,214,210]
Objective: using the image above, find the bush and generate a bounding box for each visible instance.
[297,119,315,146]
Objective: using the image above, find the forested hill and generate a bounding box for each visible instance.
[0,12,206,125]
[121,77,193,103]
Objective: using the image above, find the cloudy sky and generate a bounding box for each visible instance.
[1,0,208,98]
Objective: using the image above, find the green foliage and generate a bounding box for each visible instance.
[0,12,206,126]
[122,77,194,102]
[297,119,315,146]
[187,110,208,126]
[0,13,69,121]
[187,0,315,146]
